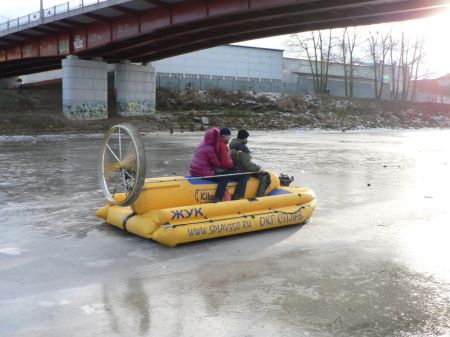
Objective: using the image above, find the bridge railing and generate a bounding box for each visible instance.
[0,0,109,33]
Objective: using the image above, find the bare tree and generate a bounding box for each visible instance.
[404,37,425,100]
[339,27,360,97]
[394,32,405,100]
[401,32,410,100]
[389,32,398,99]
[389,31,425,100]
[286,24,426,101]
[290,30,336,94]
[368,28,390,99]
[341,28,349,96]
[410,38,425,101]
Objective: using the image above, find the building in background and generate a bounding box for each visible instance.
[413,74,450,103]
[21,44,396,99]
[155,45,393,98]
[282,57,393,99]
[154,45,284,93]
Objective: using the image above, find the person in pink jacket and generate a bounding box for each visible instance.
[189,128,221,177]
[189,128,248,202]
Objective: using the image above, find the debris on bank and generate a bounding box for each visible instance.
[1,87,450,134]
[156,88,450,131]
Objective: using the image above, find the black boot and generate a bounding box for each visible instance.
[256,173,270,197]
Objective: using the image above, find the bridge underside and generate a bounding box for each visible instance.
[0,0,449,78]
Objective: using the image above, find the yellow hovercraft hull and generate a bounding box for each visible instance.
[96,171,316,246]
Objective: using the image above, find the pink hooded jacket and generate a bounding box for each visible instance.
[189,128,222,176]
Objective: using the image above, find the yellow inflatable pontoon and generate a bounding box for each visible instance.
[96,124,316,247]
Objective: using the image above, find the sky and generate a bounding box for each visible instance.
[1,1,450,78]
[0,0,65,20]
[233,7,450,78]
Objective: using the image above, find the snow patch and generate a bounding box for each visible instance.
[0,247,26,255]
[81,303,106,314]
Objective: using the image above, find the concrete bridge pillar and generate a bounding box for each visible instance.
[115,61,155,116]
[62,56,108,120]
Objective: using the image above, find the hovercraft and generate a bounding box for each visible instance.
[96,124,316,247]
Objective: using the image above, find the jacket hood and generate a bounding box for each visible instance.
[229,138,249,153]
[204,128,220,146]
[229,138,245,149]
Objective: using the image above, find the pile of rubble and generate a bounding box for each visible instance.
[156,88,450,131]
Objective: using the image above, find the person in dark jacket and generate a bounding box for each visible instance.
[215,127,248,201]
[229,129,271,197]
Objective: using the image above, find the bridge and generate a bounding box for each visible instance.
[1,0,449,119]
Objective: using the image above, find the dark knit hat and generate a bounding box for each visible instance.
[237,129,249,139]
[219,127,231,136]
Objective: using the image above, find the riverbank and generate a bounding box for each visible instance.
[1,86,450,134]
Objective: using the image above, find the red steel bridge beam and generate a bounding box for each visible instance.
[0,0,449,78]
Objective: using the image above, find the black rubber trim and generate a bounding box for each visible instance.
[122,211,137,232]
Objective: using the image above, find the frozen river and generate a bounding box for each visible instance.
[0,129,449,337]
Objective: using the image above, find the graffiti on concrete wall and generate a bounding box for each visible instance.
[117,100,155,115]
[64,102,107,120]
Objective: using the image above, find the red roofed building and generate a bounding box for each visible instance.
[413,74,450,103]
